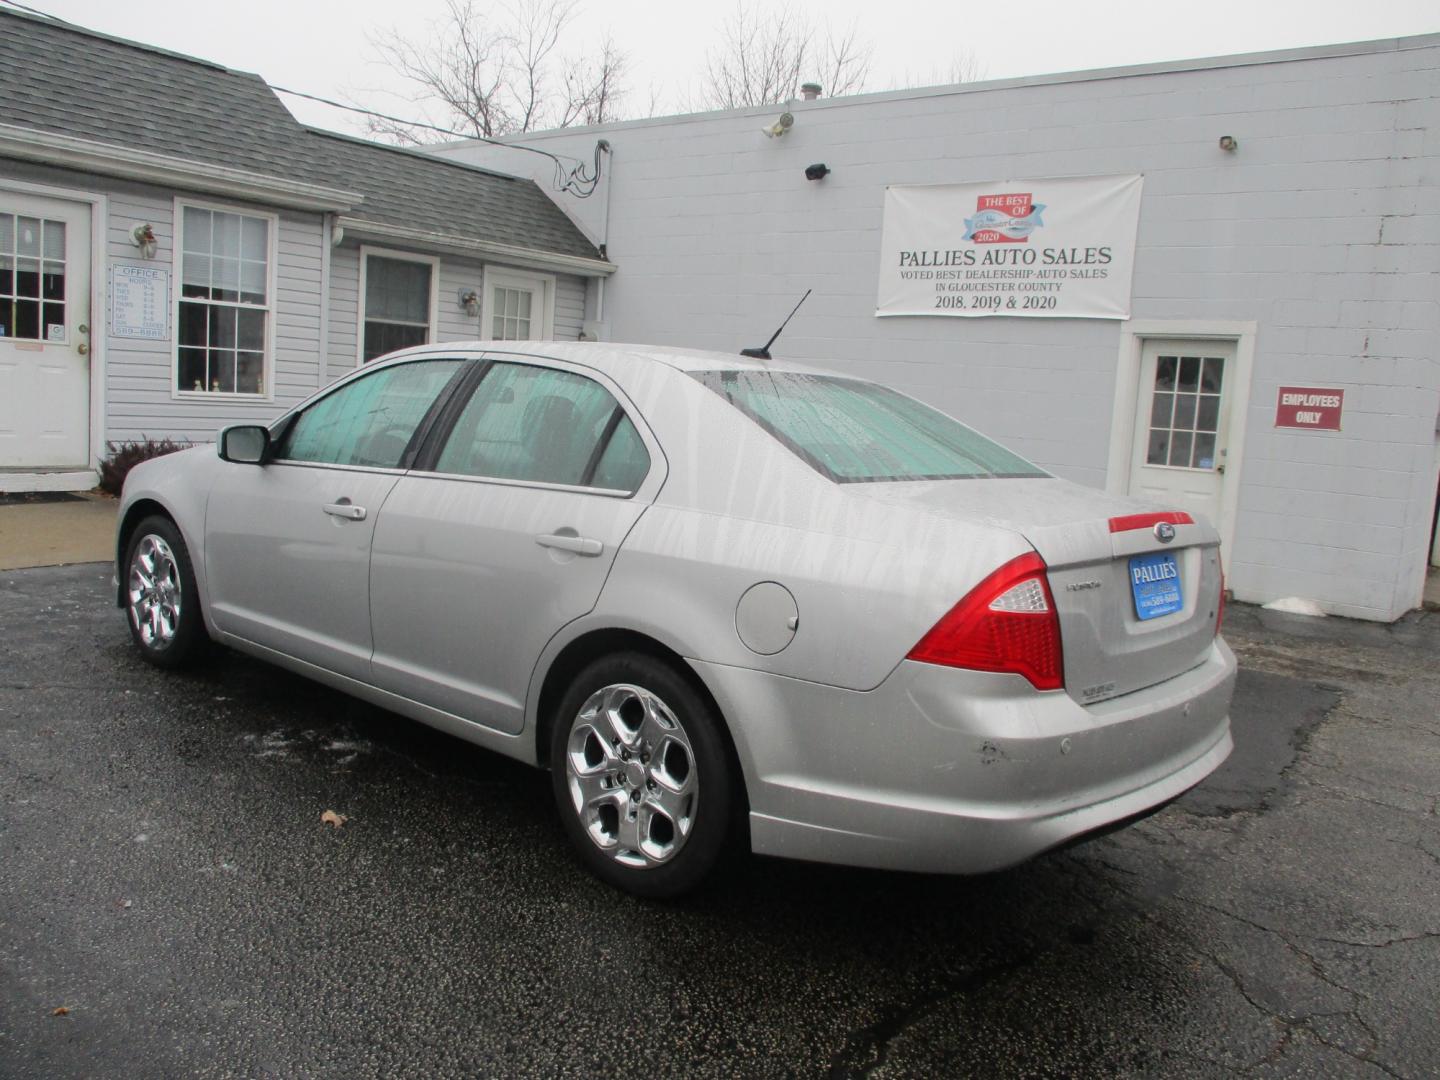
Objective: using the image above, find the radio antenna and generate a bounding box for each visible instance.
[740,289,812,360]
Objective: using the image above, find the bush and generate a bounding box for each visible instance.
[99,437,190,496]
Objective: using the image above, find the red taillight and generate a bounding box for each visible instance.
[907,551,1064,691]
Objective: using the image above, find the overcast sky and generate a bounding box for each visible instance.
[22,0,1440,135]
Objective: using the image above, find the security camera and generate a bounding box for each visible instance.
[763,112,795,138]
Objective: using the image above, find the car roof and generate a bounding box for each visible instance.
[388,340,850,382]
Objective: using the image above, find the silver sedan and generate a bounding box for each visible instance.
[116,343,1235,897]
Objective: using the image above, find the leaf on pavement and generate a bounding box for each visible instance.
[52,1006,69,1016]
[320,809,348,829]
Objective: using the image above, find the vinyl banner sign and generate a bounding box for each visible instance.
[876,174,1144,319]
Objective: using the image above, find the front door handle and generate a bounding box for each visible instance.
[323,501,367,521]
[536,533,603,557]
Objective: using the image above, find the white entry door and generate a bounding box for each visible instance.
[1128,339,1237,529]
[0,194,92,469]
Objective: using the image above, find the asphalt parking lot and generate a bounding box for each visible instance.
[2,564,1437,1078]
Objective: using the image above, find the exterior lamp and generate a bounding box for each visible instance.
[457,287,481,318]
[130,223,157,258]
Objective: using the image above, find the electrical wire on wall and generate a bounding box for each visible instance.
[269,86,607,199]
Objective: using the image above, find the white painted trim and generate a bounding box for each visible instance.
[0,177,107,476]
[1107,319,1256,568]
[356,246,442,365]
[480,267,557,342]
[0,124,361,213]
[334,216,614,277]
[170,197,279,402]
[0,469,100,493]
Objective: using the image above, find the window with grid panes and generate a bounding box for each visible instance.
[177,205,270,395]
[0,213,67,343]
[490,285,534,340]
[1145,354,1224,470]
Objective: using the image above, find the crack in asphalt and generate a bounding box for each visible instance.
[824,955,1035,1078]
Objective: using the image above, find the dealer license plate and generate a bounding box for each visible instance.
[1129,551,1183,621]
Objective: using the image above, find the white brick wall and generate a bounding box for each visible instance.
[436,35,1440,621]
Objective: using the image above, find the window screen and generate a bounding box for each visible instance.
[694,370,1047,483]
[435,362,643,490]
[363,256,433,362]
[280,359,462,469]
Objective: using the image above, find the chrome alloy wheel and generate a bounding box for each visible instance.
[565,683,698,868]
[127,533,183,650]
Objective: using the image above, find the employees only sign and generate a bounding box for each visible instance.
[1275,386,1344,430]
[876,174,1144,320]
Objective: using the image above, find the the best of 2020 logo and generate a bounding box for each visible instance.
[963,192,1047,243]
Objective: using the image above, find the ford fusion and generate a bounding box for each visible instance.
[116,343,1235,897]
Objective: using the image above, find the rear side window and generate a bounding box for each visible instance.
[279,358,462,469]
[694,370,1047,483]
[434,361,650,492]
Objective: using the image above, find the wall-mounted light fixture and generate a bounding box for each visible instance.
[805,163,830,181]
[1218,135,1238,152]
[130,223,157,259]
[763,111,795,138]
[457,287,481,318]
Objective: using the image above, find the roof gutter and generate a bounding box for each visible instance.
[334,215,616,277]
[0,123,363,213]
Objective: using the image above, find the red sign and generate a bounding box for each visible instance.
[1275,386,1344,430]
[970,192,1036,243]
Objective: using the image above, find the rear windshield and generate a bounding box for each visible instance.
[694,370,1047,483]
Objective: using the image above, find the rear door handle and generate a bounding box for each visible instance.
[323,501,367,521]
[536,533,603,557]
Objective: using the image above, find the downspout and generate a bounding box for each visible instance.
[318,212,334,387]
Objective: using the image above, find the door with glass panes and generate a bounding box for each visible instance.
[0,193,91,468]
[1128,339,1236,530]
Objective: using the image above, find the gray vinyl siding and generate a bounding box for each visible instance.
[0,161,327,445]
[553,274,585,340]
[327,242,360,381]
[101,192,325,445]
[328,240,587,381]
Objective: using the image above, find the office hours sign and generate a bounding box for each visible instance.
[876,174,1144,319]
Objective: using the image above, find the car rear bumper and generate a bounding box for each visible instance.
[690,637,1236,875]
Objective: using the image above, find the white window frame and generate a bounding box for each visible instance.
[480,266,556,342]
[357,246,440,365]
[172,197,278,402]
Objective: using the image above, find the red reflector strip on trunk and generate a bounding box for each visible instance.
[1108,511,1194,533]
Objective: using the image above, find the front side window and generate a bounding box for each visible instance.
[695,370,1048,483]
[0,212,66,343]
[363,254,434,362]
[434,362,648,491]
[178,205,271,395]
[279,358,462,469]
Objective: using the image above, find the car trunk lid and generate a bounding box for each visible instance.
[855,478,1224,705]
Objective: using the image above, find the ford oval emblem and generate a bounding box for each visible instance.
[1155,521,1177,543]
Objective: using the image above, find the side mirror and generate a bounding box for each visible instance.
[218,424,271,465]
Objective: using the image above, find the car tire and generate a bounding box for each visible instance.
[549,652,737,898]
[122,515,207,668]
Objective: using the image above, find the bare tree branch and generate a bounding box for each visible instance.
[700,4,875,109]
[357,0,628,143]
